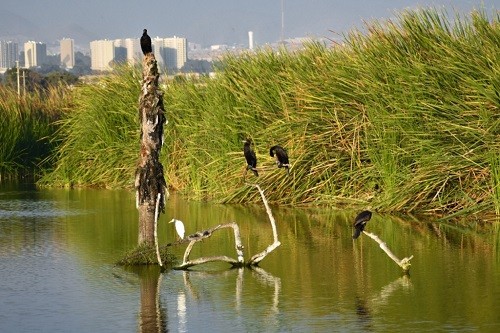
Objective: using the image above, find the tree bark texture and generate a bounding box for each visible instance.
[135,53,167,247]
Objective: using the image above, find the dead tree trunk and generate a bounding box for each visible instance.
[135,53,167,247]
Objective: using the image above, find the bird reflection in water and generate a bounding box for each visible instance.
[355,296,373,331]
[352,275,413,331]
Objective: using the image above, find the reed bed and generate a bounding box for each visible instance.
[41,8,500,219]
[0,85,69,178]
[39,65,141,187]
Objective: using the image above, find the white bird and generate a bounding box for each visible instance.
[169,218,185,240]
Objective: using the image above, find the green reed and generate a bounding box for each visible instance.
[0,85,68,178]
[41,8,500,219]
[39,65,141,187]
[164,8,500,218]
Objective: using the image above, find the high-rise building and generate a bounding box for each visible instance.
[60,38,74,69]
[89,35,187,71]
[152,37,164,66]
[152,36,188,70]
[24,41,46,68]
[0,41,18,72]
[124,38,141,65]
[163,36,187,70]
[90,39,115,71]
[112,39,127,64]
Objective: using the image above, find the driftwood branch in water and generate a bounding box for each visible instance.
[172,183,280,269]
[363,231,413,273]
[246,183,281,265]
[174,223,244,270]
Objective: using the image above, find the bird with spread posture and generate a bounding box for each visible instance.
[352,210,372,239]
[140,29,152,55]
[169,218,185,240]
[243,139,259,177]
[269,145,290,175]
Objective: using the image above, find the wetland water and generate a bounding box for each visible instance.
[0,182,499,332]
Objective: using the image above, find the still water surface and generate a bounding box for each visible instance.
[0,182,498,332]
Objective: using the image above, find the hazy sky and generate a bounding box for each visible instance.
[1,0,497,48]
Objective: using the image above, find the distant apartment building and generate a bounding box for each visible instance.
[112,39,128,64]
[152,37,164,65]
[90,35,187,71]
[24,41,47,68]
[152,36,187,70]
[124,38,141,65]
[0,41,18,72]
[164,36,187,69]
[90,39,115,71]
[60,38,74,69]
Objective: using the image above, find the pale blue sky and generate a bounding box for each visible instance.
[1,1,497,48]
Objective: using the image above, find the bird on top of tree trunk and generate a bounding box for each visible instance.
[269,145,290,175]
[140,29,152,55]
[352,210,372,239]
[243,139,259,177]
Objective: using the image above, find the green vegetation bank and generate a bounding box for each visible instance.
[4,8,498,220]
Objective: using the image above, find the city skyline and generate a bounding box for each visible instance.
[1,1,497,51]
[0,33,189,73]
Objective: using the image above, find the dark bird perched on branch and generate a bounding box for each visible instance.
[243,139,259,177]
[269,145,290,175]
[352,210,372,239]
[140,29,152,55]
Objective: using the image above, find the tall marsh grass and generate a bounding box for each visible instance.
[0,86,69,178]
[41,8,500,219]
[39,65,141,187]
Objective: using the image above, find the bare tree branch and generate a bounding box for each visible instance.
[171,184,280,269]
[247,183,281,265]
[363,231,413,273]
[175,223,245,270]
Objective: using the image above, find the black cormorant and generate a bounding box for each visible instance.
[269,145,290,174]
[140,29,152,55]
[243,139,259,177]
[352,210,372,239]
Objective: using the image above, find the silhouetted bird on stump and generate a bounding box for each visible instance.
[243,139,258,177]
[269,145,290,175]
[140,29,152,55]
[352,210,372,239]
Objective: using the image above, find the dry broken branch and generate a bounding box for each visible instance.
[246,183,281,265]
[363,231,413,273]
[171,184,281,269]
[174,223,245,270]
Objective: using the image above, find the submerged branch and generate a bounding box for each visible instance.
[174,223,245,270]
[246,183,281,266]
[363,231,413,273]
[172,184,281,269]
